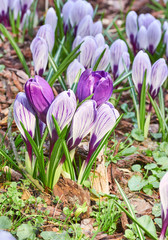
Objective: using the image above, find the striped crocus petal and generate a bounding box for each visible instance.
[0,230,16,240]
[95,33,105,48]
[79,36,97,68]
[45,7,58,32]
[36,24,55,52]
[76,15,92,37]
[0,0,8,16]
[110,39,128,80]
[13,92,36,160]
[137,26,148,50]
[149,58,168,99]
[132,50,151,96]
[66,59,85,88]
[62,0,74,33]
[147,20,162,55]
[20,9,30,29]
[67,100,97,151]
[30,36,49,76]
[25,75,54,123]
[46,90,77,153]
[118,51,130,77]
[91,44,110,71]
[163,21,168,31]
[159,172,168,240]
[86,102,119,165]
[8,0,16,9]
[138,13,155,29]
[91,20,102,36]
[72,35,82,50]
[126,11,138,50]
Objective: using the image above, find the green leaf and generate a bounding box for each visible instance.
[0,216,11,229]
[122,146,137,156]
[131,128,144,142]
[139,70,147,132]
[128,175,144,191]
[41,231,71,240]
[0,24,30,76]
[152,203,161,217]
[0,64,5,72]
[54,0,64,40]
[124,229,136,240]
[131,164,142,172]
[17,224,35,240]
[138,216,157,238]
[144,163,157,170]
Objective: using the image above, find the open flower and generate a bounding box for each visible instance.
[159,172,168,240]
[13,92,36,160]
[76,69,113,106]
[25,75,54,123]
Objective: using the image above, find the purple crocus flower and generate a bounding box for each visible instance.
[66,59,85,88]
[91,20,102,36]
[126,11,138,54]
[30,36,49,76]
[13,92,36,161]
[110,39,128,80]
[137,26,148,51]
[85,102,119,165]
[76,15,92,37]
[132,50,151,97]
[67,100,97,151]
[46,90,77,154]
[20,0,33,21]
[95,33,105,48]
[76,69,113,106]
[0,230,16,240]
[159,172,168,240]
[25,75,54,123]
[62,0,74,34]
[147,20,161,55]
[36,24,55,52]
[149,58,168,99]
[138,13,155,29]
[45,7,58,32]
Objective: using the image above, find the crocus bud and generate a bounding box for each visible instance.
[147,20,161,54]
[126,11,138,53]
[91,20,102,36]
[138,13,155,29]
[137,26,148,50]
[91,44,110,71]
[110,39,128,79]
[67,100,97,151]
[79,36,97,68]
[95,33,105,48]
[76,15,92,37]
[76,69,113,106]
[0,0,9,26]
[159,172,168,240]
[62,0,74,34]
[12,0,21,20]
[149,58,168,99]
[69,0,93,27]
[118,51,130,76]
[72,35,82,50]
[132,50,151,96]
[86,102,119,165]
[30,36,49,76]
[25,75,54,123]
[0,230,16,240]
[46,90,77,153]
[36,24,55,52]
[20,0,33,12]
[66,59,85,87]
[13,92,36,160]
[45,7,58,32]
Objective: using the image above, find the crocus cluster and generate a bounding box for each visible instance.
[159,172,168,240]
[0,0,34,28]
[126,11,162,55]
[30,8,57,76]
[132,50,168,101]
[14,70,118,176]
[62,0,102,37]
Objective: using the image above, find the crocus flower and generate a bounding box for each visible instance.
[13,92,36,161]
[30,36,49,76]
[91,44,110,71]
[95,33,105,48]
[0,0,9,26]
[159,172,168,240]
[132,50,151,96]
[110,39,128,80]
[62,0,74,34]
[36,24,55,52]
[25,75,54,123]
[149,58,168,99]
[138,13,155,29]
[147,20,161,54]
[66,59,85,87]
[67,100,97,151]
[72,35,82,50]
[78,36,97,68]
[86,102,119,165]
[118,51,130,77]
[126,11,138,54]
[46,90,77,153]
[91,20,102,36]
[76,69,113,106]
[45,7,58,32]
[8,0,16,9]
[12,0,21,20]
[137,26,148,50]
[0,230,16,240]
[76,15,92,37]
